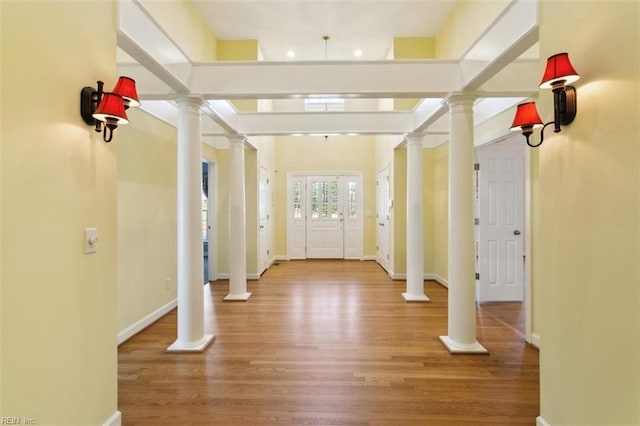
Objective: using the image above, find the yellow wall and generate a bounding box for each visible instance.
[139,0,217,61]
[393,37,435,111]
[274,136,377,257]
[536,1,640,423]
[393,148,407,274]
[217,40,259,112]
[434,143,449,282]
[435,0,510,59]
[245,148,258,275]
[1,1,117,423]
[423,149,436,274]
[0,1,4,416]
[117,109,178,333]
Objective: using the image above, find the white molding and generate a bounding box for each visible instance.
[362,255,376,261]
[217,272,230,280]
[103,410,122,426]
[425,273,448,288]
[439,336,489,354]
[531,333,541,349]
[224,292,252,301]
[389,271,406,280]
[274,255,289,261]
[402,292,430,302]
[117,299,177,345]
[247,273,260,280]
[536,416,551,426]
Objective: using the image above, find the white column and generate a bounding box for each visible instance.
[167,96,215,353]
[439,94,488,354]
[402,133,429,302]
[225,135,251,301]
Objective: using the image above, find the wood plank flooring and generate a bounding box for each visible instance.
[118,260,539,425]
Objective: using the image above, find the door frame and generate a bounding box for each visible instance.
[286,172,364,260]
[474,135,533,345]
[204,160,217,281]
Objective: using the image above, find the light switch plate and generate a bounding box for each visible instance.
[85,228,98,254]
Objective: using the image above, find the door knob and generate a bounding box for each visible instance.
[514,230,521,235]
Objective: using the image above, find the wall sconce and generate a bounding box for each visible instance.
[80,77,139,142]
[510,53,580,147]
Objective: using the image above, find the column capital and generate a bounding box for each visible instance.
[176,96,204,114]
[405,133,425,147]
[444,92,476,108]
[227,134,247,146]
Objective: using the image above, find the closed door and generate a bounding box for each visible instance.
[477,147,525,302]
[306,177,344,258]
[343,175,364,259]
[259,166,271,274]
[376,168,391,271]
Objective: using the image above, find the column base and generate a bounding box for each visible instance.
[402,292,430,302]
[439,335,488,354]
[166,334,215,353]
[224,292,252,301]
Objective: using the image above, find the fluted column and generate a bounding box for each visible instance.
[402,133,429,302]
[225,135,251,301]
[167,96,215,353]
[439,94,488,354]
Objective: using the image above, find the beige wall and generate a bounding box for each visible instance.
[536,1,640,424]
[1,1,118,423]
[217,40,259,112]
[393,148,407,274]
[434,143,449,281]
[423,149,436,274]
[435,0,510,59]
[117,109,178,333]
[139,0,217,61]
[393,38,435,111]
[274,136,377,257]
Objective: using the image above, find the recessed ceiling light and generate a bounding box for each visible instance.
[287,50,295,58]
[354,49,363,57]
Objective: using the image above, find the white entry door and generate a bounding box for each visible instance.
[258,165,271,274]
[287,174,363,259]
[376,168,391,271]
[307,176,344,258]
[477,145,525,302]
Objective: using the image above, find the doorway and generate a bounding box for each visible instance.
[202,161,216,283]
[287,174,363,259]
[475,136,528,338]
[376,167,391,272]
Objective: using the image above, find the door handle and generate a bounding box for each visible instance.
[260,225,265,229]
[378,223,385,226]
[514,230,521,235]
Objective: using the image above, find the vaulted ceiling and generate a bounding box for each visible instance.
[117,0,540,148]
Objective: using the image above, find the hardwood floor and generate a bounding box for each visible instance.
[118,260,539,425]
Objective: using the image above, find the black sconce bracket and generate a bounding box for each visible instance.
[80,81,104,131]
[524,85,577,148]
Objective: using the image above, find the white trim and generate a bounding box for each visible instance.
[103,410,122,426]
[217,272,230,280]
[389,272,406,280]
[425,273,449,288]
[362,255,377,261]
[536,416,551,426]
[524,146,533,344]
[117,299,177,345]
[274,255,289,261]
[531,333,541,349]
[247,273,260,280]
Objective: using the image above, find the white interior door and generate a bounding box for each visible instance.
[477,145,525,302]
[287,176,306,259]
[343,175,363,259]
[376,168,391,271]
[306,176,344,258]
[259,165,271,274]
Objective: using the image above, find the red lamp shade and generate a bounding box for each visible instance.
[510,102,543,132]
[539,53,580,89]
[92,93,129,125]
[112,76,140,108]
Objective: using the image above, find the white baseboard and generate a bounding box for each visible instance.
[531,333,541,349]
[274,255,289,261]
[247,273,260,280]
[361,255,377,261]
[389,271,406,280]
[117,299,177,345]
[425,273,448,288]
[217,272,230,279]
[103,410,121,426]
[536,416,551,426]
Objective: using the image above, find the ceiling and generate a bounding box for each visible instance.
[192,0,459,61]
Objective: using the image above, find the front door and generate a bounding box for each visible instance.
[477,144,525,302]
[306,176,344,258]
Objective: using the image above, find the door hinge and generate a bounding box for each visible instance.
[267,178,269,184]
[474,163,480,171]
[267,249,270,255]
[475,272,480,280]
[376,245,379,251]
[267,214,270,220]
[474,218,480,225]
[387,254,390,260]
